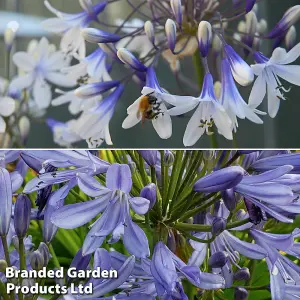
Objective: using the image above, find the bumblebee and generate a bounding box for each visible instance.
[137,92,162,123]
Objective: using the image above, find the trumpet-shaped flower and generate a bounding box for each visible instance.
[122,67,191,139]
[41,0,107,58]
[220,58,264,127]
[168,73,232,146]
[51,163,150,258]
[249,43,300,118]
[251,228,300,300]
[12,38,76,109]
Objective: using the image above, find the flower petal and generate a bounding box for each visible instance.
[106,164,132,193]
[129,197,150,214]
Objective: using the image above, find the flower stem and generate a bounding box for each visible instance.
[0,281,9,300]
[47,243,61,269]
[0,236,11,266]
[18,238,26,300]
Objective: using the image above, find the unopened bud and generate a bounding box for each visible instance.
[30,250,44,271]
[138,150,158,166]
[234,267,251,281]
[165,19,177,53]
[208,251,229,268]
[38,242,50,266]
[12,235,19,251]
[140,183,157,209]
[0,260,8,272]
[117,48,147,72]
[170,0,182,27]
[167,231,176,253]
[212,217,227,236]
[163,151,174,166]
[144,21,155,44]
[14,194,31,238]
[19,116,30,140]
[234,287,248,300]
[198,21,213,57]
[4,21,19,50]
[285,26,297,51]
[246,0,256,13]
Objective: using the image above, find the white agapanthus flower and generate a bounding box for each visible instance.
[0,77,16,133]
[41,0,107,58]
[249,43,300,118]
[122,87,174,140]
[11,38,76,109]
[168,73,233,146]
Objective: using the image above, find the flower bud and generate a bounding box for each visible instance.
[246,0,256,13]
[198,21,213,57]
[140,183,157,209]
[81,28,120,43]
[75,80,120,98]
[170,0,182,27]
[4,21,19,50]
[194,166,244,193]
[234,267,251,281]
[208,251,229,268]
[165,19,177,53]
[268,5,300,39]
[38,242,50,266]
[18,116,30,141]
[138,150,158,166]
[12,235,19,251]
[234,287,248,300]
[0,167,12,236]
[117,48,147,72]
[163,151,174,166]
[221,189,237,211]
[14,194,31,238]
[30,250,44,271]
[285,26,297,51]
[212,217,227,236]
[258,19,268,34]
[144,20,155,45]
[0,260,8,272]
[167,231,176,253]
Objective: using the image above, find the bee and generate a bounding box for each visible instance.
[137,92,161,124]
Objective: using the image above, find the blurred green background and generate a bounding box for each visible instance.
[0,0,299,148]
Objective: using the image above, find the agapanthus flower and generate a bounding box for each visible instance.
[12,38,76,108]
[122,67,191,139]
[251,228,300,300]
[41,0,107,58]
[249,43,300,117]
[168,73,233,146]
[51,163,150,258]
[106,242,225,299]
[189,202,267,288]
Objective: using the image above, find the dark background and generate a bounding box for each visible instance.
[0,0,299,148]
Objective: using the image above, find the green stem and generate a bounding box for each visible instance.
[0,236,11,266]
[18,238,25,300]
[223,152,240,168]
[178,194,221,222]
[69,189,86,202]
[0,281,9,300]
[232,284,268,291]
[47,243,61,269]
[174,218,250,233]
[166,151,184,215]
[192,50,204,88]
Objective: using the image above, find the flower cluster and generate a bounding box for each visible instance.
[1,149,300,299]
[1,0,300,147]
